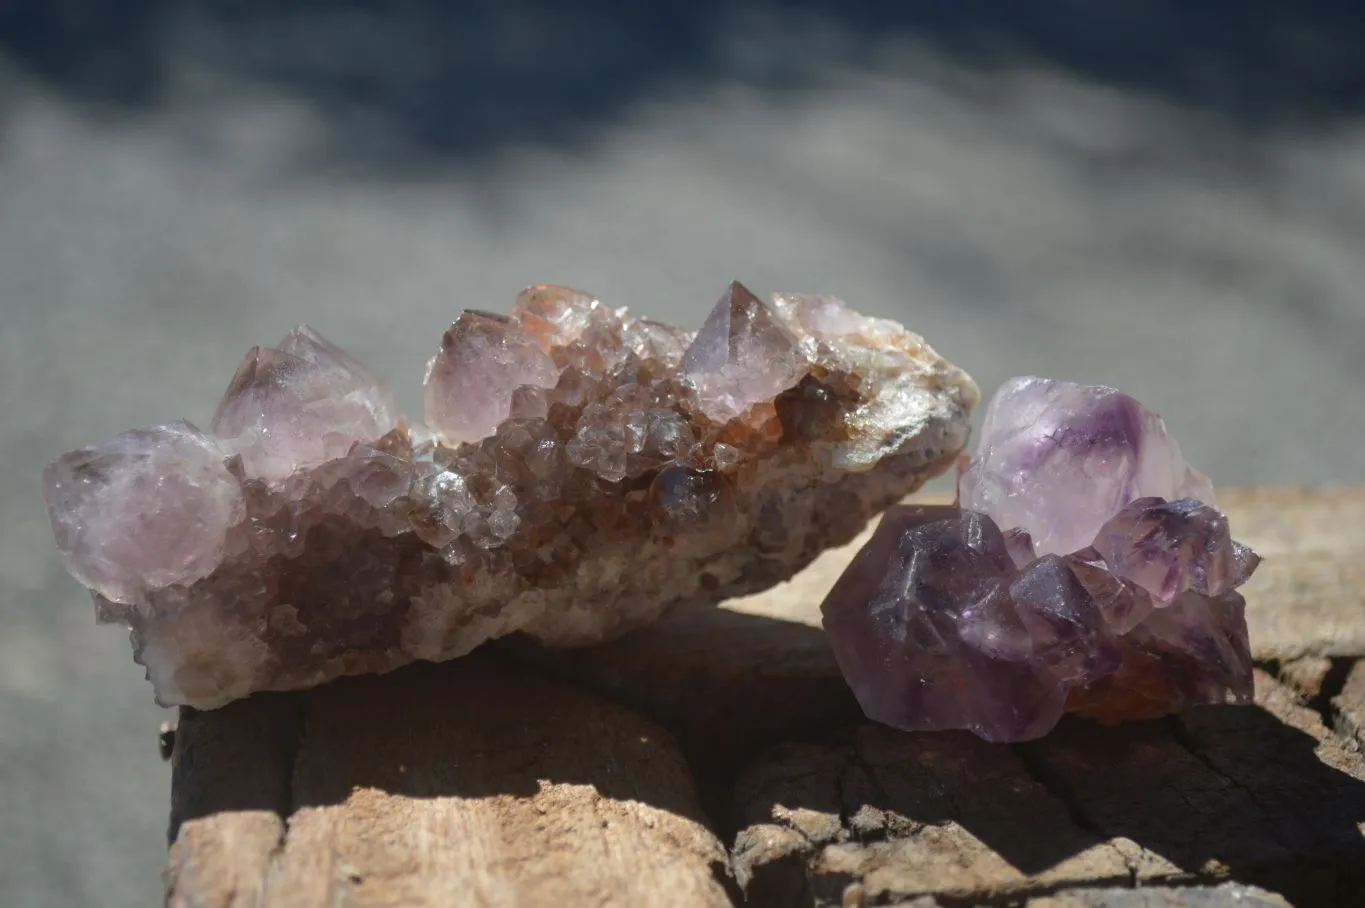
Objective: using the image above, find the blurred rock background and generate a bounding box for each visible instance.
[2,3,1363,905]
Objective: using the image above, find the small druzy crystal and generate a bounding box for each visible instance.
[43,281,977,709]
[822,377,1260,742]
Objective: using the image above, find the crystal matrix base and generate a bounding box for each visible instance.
[45,283,976,708]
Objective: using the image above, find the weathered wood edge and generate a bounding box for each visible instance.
[166,486,1365,908]
[167,655,735,908]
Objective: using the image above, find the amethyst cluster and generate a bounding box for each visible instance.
[44,282,976,709]
[821,377,1260,742]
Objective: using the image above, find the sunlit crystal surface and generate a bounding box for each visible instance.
[44,282,977,708]
[43,422,245,605]
[957,376,1214,557]
[823,378,1259,742]
[211,326,398,482]
[684,281,809,422]
[423,311,561,446]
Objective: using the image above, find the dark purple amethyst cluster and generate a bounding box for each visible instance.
[821,377,1260,742]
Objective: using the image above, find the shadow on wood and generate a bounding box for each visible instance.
[731,673,1365,907]
[165,486,1365,906]
[167,653,737,907]
[504,603,864,784]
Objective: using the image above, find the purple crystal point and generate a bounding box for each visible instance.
[43,422,245,605]
[958,376,1213,557]
[1092,497,1262,603]
[1120,590,1254,707]
[423,310,561,446]
[824,376,1260,741]
[683,281,808,422]
[211,326,398,481]
[1064,547,1154,635]
[1008,556,1120,684]
[822,506,1068,743]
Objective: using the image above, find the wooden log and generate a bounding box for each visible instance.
[167,486,1365,907]
[1025,883,1292,908]
[728,670,1365,907]
[1333,659,1365,748]
[837,883,1291,908]
[1226,486,1365,659]
[166,654,734,908]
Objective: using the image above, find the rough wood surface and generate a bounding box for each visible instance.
[1225,486,1365,659]
[728,668,1365,907]
[868,882,1292,907]
[1334,659,1365,748]
[167,654,733,908]
[167,486,1365,908]
[1025,884,1292,908]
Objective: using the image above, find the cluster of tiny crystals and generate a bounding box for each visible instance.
[821,377,1261,743]
[44,282,977,708]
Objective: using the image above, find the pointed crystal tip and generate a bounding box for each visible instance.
[682,281,808,422]
[211,326,397,481]
[424,310,561,446]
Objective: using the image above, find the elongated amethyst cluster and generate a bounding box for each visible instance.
[821,377,1260,742]
[44,282,976,708]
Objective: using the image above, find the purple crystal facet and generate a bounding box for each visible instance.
[683,281,808,422]
[822,505,1068,743]
[424,310,562,446]
[958,376,1214,557]
[43,422,245,604]
[1091,497,1261,602]
[823,377,1259,742]
[211,326,398,481]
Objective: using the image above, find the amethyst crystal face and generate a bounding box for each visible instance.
[44,281,976,709]
[822,377,1260,742]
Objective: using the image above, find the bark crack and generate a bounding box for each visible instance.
[259,700,306,904]
[1309,658,1355,734]
[1164,716,1295,858]
[1013,743,1139,887]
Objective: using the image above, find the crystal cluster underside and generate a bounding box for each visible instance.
[44,282,976,708]
[821,377,1260,742]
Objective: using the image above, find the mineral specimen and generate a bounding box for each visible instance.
[44,282,976,709]
[821,377,1260,742]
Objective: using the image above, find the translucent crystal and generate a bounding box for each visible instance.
[424,311,561,446]
[1008,555,1121,684]
[43,422,244,604]
[824,377,1259,742]
[958,376,1214,557]
[512,284,604,349]
[43,281,977,708]
[821,505,1068,743]
[650,466,732,531]
[683,281,809,422]
[211,326,398,482]
[1091,497,1262,603]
